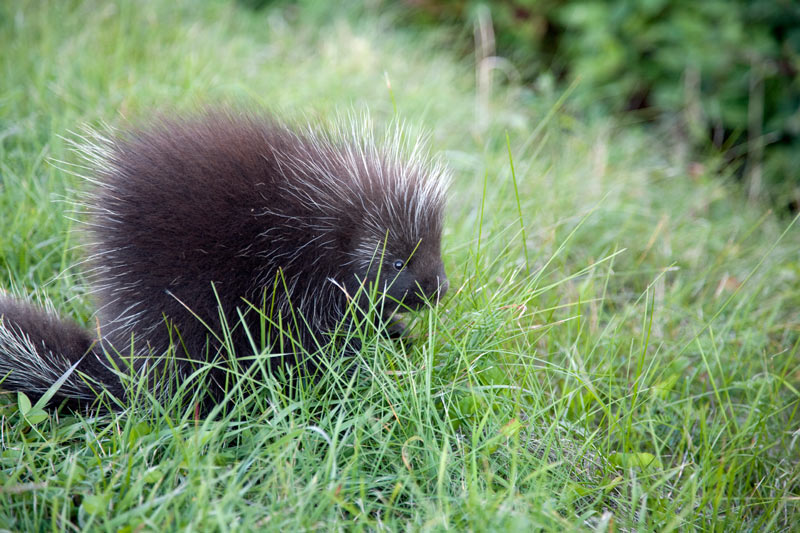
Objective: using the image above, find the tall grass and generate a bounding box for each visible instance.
[1,1,798,530]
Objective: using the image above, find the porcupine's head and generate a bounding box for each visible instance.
[274,114,450,322]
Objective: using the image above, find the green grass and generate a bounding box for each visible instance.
[1,0,799,530]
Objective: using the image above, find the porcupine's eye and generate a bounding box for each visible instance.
[393,259,404,271]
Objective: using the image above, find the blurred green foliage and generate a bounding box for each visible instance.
[402,0,800,210]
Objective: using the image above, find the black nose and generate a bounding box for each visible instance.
[423,275,448,302]
[437,276,449,300]
[412,274,448,305]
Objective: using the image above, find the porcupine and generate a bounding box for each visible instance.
[0,111,449,410]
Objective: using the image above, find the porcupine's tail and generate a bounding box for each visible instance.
[0,295,122,409]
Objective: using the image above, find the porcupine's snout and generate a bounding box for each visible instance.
[401,258,448,311]
[371,258,448,313]
[416,264,449,303]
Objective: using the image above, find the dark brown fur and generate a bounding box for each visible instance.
[0,111,449,409]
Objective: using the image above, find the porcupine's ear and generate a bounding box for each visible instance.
[334,209,365,256]
[337,227,358,254]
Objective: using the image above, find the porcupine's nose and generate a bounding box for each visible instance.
[436,275,449,300]
[420,270,448,303]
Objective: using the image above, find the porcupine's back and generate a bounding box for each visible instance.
[79,111,450,387]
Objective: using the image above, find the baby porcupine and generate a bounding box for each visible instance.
[0,111,449,409]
